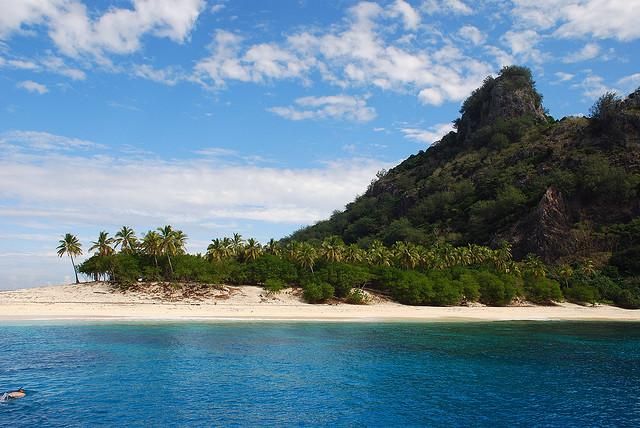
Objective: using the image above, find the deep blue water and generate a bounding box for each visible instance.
[1,322,639,427]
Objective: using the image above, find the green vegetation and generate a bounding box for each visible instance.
[64,227,640,308]
[288,67,640,305]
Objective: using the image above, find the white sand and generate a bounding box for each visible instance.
[0,282,639,322]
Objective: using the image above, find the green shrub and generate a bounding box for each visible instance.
[319,263,372,298]
[523,275,563,304]
[245,255,298,284]
[390,270,434,305]
[264,278,285,294]
[345,289,370,305]
[458,272,480,302]
[476,271,517,306]
[428,271,463,306]
[564,285,600,305]
[111,254,141,284]
[303,281,335,303]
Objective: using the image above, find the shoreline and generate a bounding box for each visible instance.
[1,282,639,322]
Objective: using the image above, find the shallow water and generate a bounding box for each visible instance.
[1,321,639,426]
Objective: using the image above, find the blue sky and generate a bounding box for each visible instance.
[1,0,639,288]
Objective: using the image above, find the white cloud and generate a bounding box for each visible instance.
[194,2,492,106]
[554,71,574,82]
[133,64,184,85]
[555,1,640,41]
[0,54,86,80]
[501,29,545,63]
[422,0,472,15]
[210,3,225,14]
[0,0,206,57]
[194,30,314,87]
[400,122,454,145]
[39,55,86,80]
[458,25,486,45]
[389,0,421,30]
[0,131,391,226]
[572,73,617,98]
[16,80,48,94]
[269,95,376,122]
[512,0,640,41]
[563,42,600,63]
[0,130,101,151]
[618,73,640,92]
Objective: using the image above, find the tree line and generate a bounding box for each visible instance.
[57,226,640,308]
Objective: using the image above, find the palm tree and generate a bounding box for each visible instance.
[173,230,188,255]
[492,242,513,274]
[580,259,596,277]
[320,235,345,263]
[557,264,574,289]
[295,242,317,272]
[392,241,419,269]
[57,233,82,284]
[368,240,391,267]
[265,238,282,256]
[244,238,263,261]
[114,226,138,253]
[141,230,162,268]
[157,225,187,275]
[523,254,546,278]
[344,244,364,264]
[231,233,244,257]
[89,231,115,256]
[206,238,224,262]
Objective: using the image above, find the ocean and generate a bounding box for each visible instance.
[1,321,639,426]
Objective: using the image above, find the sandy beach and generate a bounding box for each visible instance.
[0,282,639,322]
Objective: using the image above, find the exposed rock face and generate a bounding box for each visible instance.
[483,81,547,125]
[457,70,547,140]
[513,187,574,262]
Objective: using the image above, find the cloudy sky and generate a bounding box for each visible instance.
[1,0,639,288]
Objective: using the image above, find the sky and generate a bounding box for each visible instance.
[1,0,639,289]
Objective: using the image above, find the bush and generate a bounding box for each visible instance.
[564,285,600,305]
[458,272,480,302]
[523,275,563,304]
[173,255,220,283]
[303,281,335,303]
[428,271,463,306]
[264,278,285,294]
[389,270,434,305]
[245,255,298,284]
[476,271,517,306]
[111,254,141,284]
[319,263,372,298]
[346,289,370,305]
[589,92,623,137]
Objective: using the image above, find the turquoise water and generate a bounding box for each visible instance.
[1,322,639,427]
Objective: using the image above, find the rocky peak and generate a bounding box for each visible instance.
[456,66,547,140]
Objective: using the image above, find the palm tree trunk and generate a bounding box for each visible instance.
[167,254,173,276]
[70,254,79,284]
[154,255,158,269]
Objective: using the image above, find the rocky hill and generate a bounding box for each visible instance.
[291,66,640,272]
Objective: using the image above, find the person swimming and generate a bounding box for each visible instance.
[0,388,25,401]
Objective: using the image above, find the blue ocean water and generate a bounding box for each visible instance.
[1,322,639,427]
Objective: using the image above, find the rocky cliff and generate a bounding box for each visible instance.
[290,66,640,267]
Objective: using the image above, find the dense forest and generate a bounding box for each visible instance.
[290,66,640,280]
